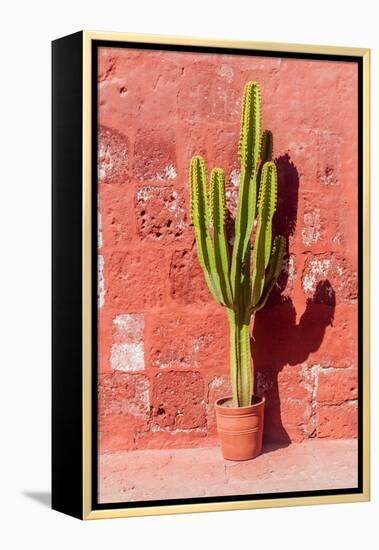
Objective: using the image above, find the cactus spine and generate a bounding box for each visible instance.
[189,81,286,407]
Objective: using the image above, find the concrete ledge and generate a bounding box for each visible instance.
[99,439,358,503]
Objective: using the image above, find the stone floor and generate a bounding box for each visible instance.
[98,439,358,503]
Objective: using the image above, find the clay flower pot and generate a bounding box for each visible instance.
[215,396,265,461]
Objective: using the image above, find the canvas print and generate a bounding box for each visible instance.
[96,45,359,504]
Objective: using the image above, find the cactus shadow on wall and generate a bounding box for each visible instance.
[250,154,336,448]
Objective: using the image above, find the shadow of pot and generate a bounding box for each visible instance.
[215,396,265,461]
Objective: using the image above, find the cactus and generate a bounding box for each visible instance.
[189,81,286,407]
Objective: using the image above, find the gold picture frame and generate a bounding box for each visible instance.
[52,31,370,520]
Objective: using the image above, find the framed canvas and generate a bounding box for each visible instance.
[52,31,370,520]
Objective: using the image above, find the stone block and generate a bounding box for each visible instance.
[302,253,357,303]
[316,367,358,404]
[169,248,214,305]
[151,371,206,431]
[98,372,150,419]
[110,314,145,372]
[135,185,188,241]
[98,125,129,184]
[316,401,358,438]
[146,310,228,371]
[107,249,168,309]
[133,128,177,181]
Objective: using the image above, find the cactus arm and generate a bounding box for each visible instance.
[253,235,286,312]
[238,82,261,173]
[230,82,261,308]
[210,168,233,308]
[255,129,273,220]
[190,156,224,305]
[251,161,278,307]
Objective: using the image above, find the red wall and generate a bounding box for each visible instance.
[97,47,358,452]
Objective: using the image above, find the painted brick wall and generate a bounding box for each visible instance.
[97,47,358,452]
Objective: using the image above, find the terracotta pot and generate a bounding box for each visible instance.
[215,395,265,461]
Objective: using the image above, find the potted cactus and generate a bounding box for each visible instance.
[189,81,286,461]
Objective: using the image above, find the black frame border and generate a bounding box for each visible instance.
[90,40,364,512]
[52,31,84,519]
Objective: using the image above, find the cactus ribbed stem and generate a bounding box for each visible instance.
[230,168,257,310]
[227,310,252,407]
[190,156,224,305]
[236,317,252,407]
[227,309,238,405]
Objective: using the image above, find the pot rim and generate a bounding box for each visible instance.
[215,395,265,412]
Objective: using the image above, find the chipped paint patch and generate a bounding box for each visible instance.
[97,126,129,184]
[98,255,106,308]
[301,363,321,436]
[225,188,238,206]
[136,185,187,240]
[155,164,177,181]
[111,314,145,371]
[302,258,331,293]
[98,373,150,419]
[218,64,234,83]
[302,254,357,302]
[132,378,150,416]
[113,313,144,342]
[283,254,296,282]
[230,169,240,187]
[302,208,322,246]
[336,264,343,276]
[98,134,128,182]
[98,142,114,181]
[319,164,337,185]
[110,342,144,372]
[208,376,226,391]
[125,376,149,417]
[192,334,213,354]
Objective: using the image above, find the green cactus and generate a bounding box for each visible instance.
[189,81,286,407]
